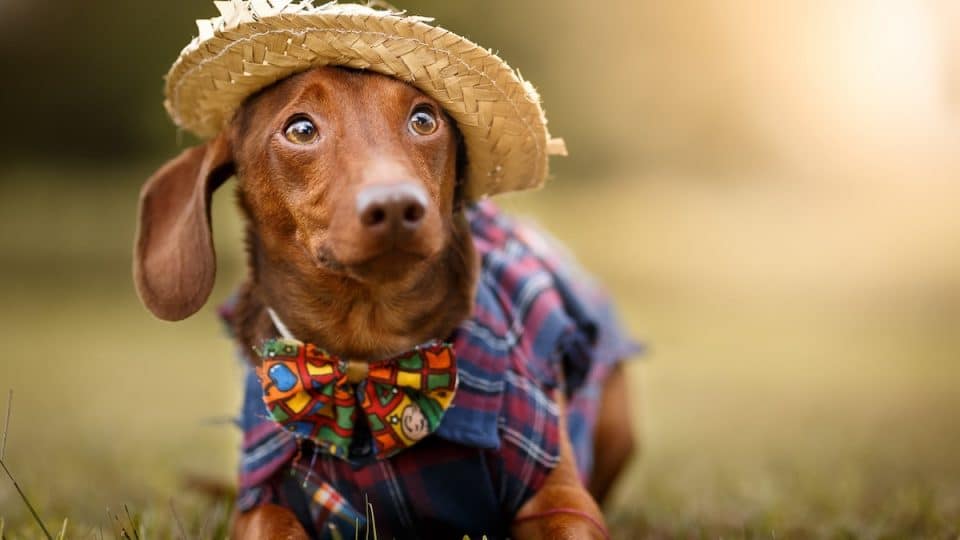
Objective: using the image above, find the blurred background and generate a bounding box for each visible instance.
[1,0,958,537]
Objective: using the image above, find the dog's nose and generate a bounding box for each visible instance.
[356,183,429,231]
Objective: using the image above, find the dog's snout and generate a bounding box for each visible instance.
[357,183,429,231]
[324,180,442,269]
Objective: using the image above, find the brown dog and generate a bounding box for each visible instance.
[135,67,635,539]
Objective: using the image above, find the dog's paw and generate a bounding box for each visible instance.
[512,511,608,540]
[231,504,310,540]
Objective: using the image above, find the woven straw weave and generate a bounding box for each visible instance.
[164,0,566,199]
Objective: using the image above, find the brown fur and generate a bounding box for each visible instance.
[512,382,608,540]
[232,504,311,540]
[588,365,636,503]
[225,69,476,359]
[135,66,633,539]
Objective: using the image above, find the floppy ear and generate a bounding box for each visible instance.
[134,133,235,321]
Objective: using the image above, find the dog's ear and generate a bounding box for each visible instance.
[134,132,235,321]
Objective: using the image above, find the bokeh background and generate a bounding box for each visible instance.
[1,0,959,537]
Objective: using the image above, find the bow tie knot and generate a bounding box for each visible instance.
[256,338,458,460]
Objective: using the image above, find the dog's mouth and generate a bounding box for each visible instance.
[310,187,448,283]
[315,244,435,283]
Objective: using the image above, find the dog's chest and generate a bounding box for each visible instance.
[235,265,573,534]
[232,202,635,537]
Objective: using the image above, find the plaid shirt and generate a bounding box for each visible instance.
[227,201,640,539]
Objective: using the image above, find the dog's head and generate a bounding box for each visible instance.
[135,67,473,338]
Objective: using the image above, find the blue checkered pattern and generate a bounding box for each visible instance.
[226,201,640,539]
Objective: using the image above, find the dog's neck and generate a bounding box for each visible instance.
[232,214,478,362]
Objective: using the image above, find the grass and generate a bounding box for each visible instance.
[1,166,959,538]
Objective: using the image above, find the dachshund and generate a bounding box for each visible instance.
[134,66,636,539]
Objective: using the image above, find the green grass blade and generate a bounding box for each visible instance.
[124,504,142,540]
[364,495,370,540]
[0,458,53,540]
[367,500,377,540]
[169,500,189,540]
[1,390,11,460]
[56,518,68,540]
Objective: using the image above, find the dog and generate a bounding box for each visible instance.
[135,66,637,539]
[135,6,637,540]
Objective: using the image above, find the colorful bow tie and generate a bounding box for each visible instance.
[256,338,458,460]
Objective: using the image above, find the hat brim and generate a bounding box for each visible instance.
[164,4,565,200]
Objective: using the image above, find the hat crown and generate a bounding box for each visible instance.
[190,1,423,56]
[166,0,562,200]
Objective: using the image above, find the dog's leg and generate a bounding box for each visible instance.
[588,364,636,504]
[231,504,310,540]
[512,392,608,540]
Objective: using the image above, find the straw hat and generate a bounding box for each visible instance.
[164,0,567,200]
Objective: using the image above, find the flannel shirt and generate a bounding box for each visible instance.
[225,201,640,539]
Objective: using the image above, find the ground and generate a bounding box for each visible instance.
[1,167,958,538]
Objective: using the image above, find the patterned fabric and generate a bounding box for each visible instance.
[257,338,457,460]
[224,201,642,539]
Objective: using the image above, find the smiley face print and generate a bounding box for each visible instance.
[400,403,430,441]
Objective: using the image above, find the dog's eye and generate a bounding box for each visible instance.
[284,117,319,144]
[409,107,438,136]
